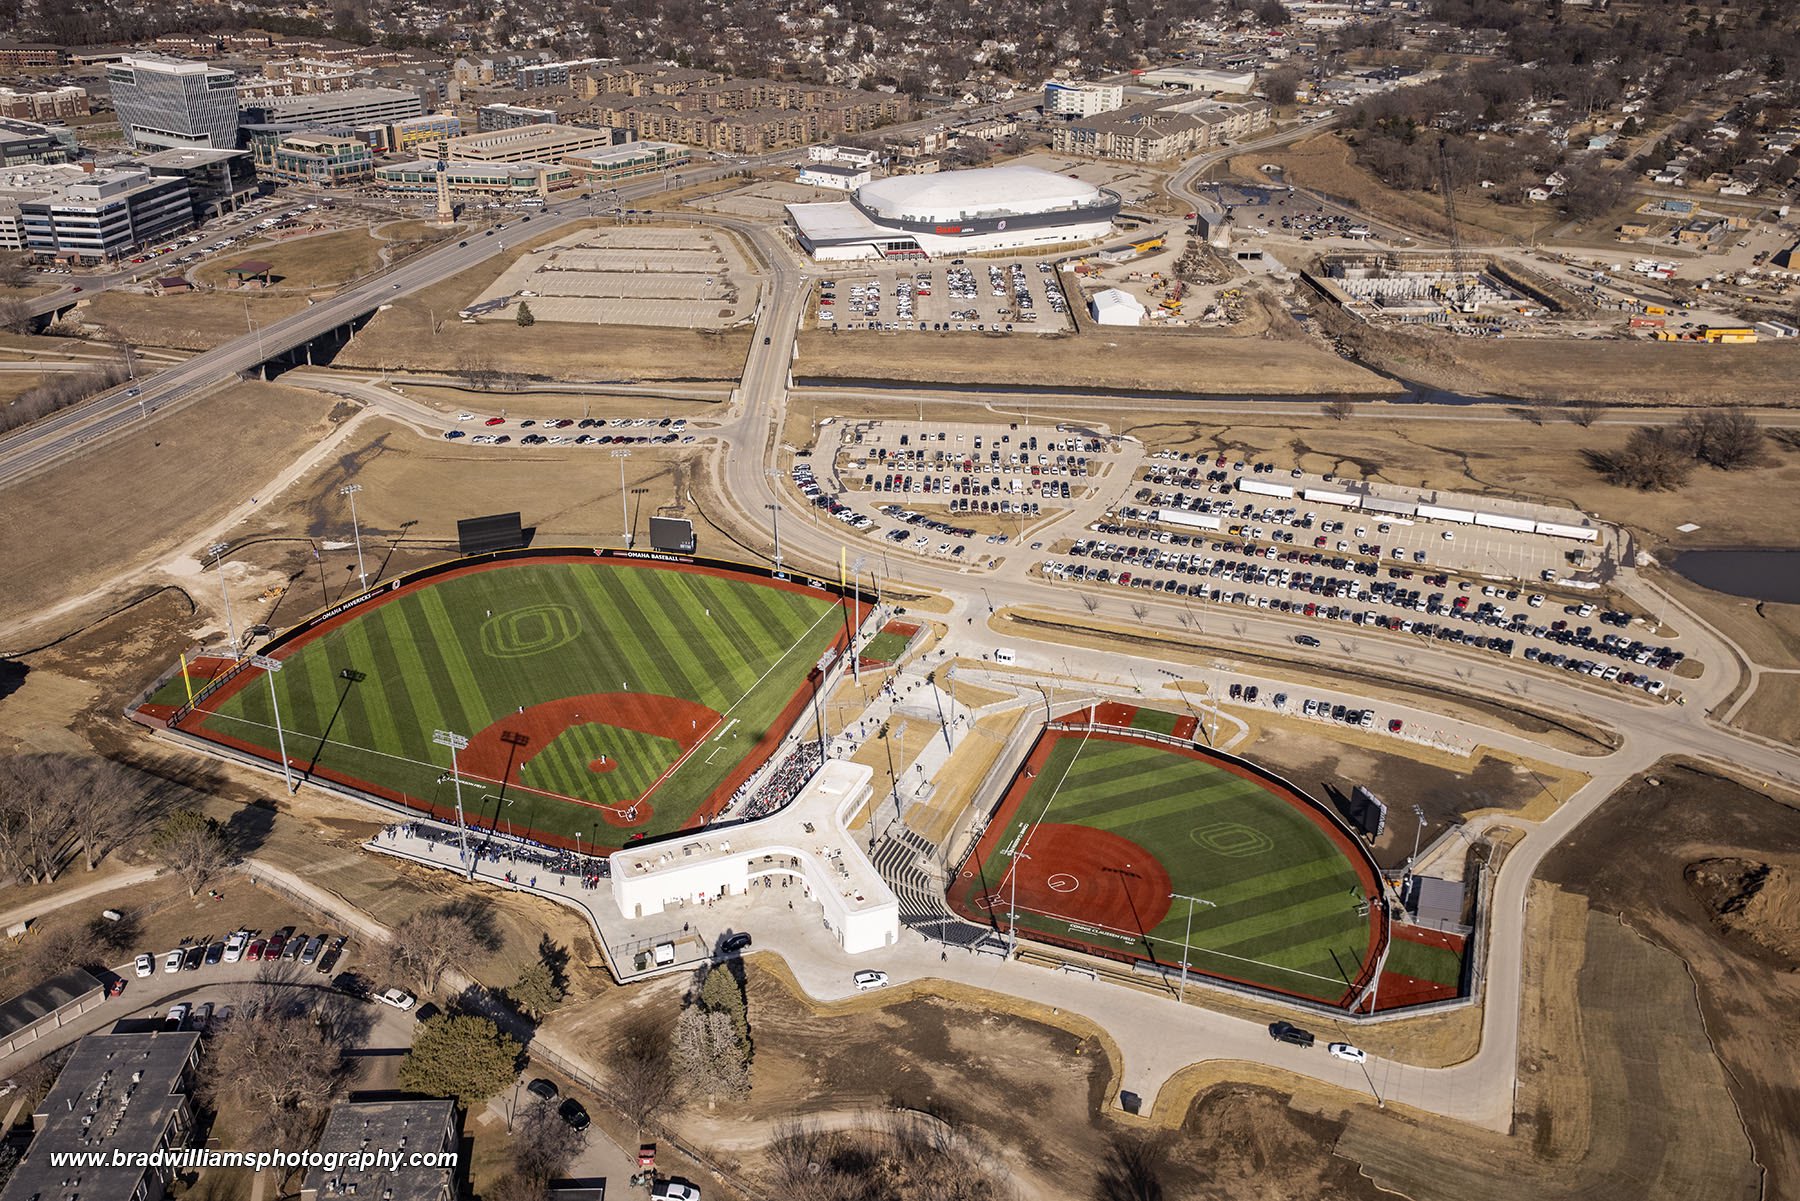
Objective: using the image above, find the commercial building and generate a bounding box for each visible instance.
[108,53,240,151]
[564,140,690,186]
[0,85,89,121]
[1044,81,1124,117]
[1136,65,1259,93]
[18,166,196,261]
[579,81,908,153]
[808,143,878,167]
[140,146,256,219]
[355,112,462,155]
[255,132,375,186]
[787,164,1119,261]
[373,159,574,199]
[300,1100,461,1201]
[0,1030,203,1201]
[243,87,424,129]
[0,118,75,166]
[444,123,625,164]
[1050,97,1270,162]
[478,102,558,132]
[0,43,64,70]
[610,761,899,954]
[798,161,871,191]
[1090,287,1147,325]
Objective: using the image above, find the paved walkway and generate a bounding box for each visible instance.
[0,865,161,934]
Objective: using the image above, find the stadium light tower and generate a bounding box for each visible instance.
[1001,848,1032,956]
[432,729,473,878]
[1169,891,1217,1005]
[764,502,784,567]
[249,655,294,794]
[1408,804,1428,873]
[850,556,867,683]
[208,542,239,654]
[611,449,632,547]
[339,484,368,593]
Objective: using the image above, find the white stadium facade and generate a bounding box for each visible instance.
[786,165,1121,261]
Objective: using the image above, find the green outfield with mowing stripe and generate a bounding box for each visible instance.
[964,733,1378,1002]
[191,559,844,844]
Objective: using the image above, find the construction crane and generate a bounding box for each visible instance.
[1437,138,1477,313]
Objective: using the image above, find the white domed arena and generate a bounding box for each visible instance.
[787,165,1121,261]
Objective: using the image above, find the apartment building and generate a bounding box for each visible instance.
[243,87,424,128]
[0,85,88,121]
[478,102,558,132]
[444,123,626,164]
[1050,97,1270,162]
[1044,81,1124,117]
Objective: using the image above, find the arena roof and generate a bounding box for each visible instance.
[855,166,1106,222]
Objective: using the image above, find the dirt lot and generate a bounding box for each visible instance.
[796,297,1400,396]
[1239,723,1572,870]
[330,222,752,384]
[0,381,342,645]
[1726,671,1800,745]
[1531,760,1800,1196]
[77,290,311,351]
[1319,300,1800,405]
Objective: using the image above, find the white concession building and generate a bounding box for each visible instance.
[787,165,1121,261]
[609,760,900,954]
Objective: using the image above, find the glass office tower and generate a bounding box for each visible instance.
[107,53,239,151]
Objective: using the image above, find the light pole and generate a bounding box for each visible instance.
[433,729,473,878]
[208,542,239,654]
[250,655,294,793]
[611,448,632,546]
[340,484,368,593]
[1408,804,1427,873]
[943,666,957,750]
[1001,848,1031,956]
[765,502,784,567]
[629,487,650,548]
[1168,891,1216,1004]
[850,556,867,684]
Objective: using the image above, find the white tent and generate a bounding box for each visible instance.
[1089,287,1147,326]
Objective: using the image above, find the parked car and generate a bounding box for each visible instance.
[164,1003,190,1031]
[651,1181,701,1201]
[376,988,416,1011]
[527,1078,559,1102]
[852,970,889,991]
[135,954,155,977]
[1328,1042,1367,1063]
[182,945,204,971]
[1268,1021,1315,1048]
[721,932,753,955]
[162,949,183,974]
[557,1098,590,1131]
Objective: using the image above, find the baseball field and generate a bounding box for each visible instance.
[172,554,848,848]
[949,717,1383,1006]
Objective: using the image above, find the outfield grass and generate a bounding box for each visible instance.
[859,629,910,665]
[974,735,1375,1000]
[1384,936,1465,988]
[195,561,842,843]
[1127,707,1181,736]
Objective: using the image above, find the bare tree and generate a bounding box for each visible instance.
[0,296,32,333]
[510,1098,584,1186]
[1585,427,1694,491]
[1678,406,1766,469]
[1510,403,1546,426]
[150,808,231,896]
[672,1006,750,1102]
[611,1015,681,1137]
[0,757,72,884]
[1129,602,1150,623]
[63,757,141,871]
[200,988,353,1147]
[1321,399,1356,421]
[387,899,501,994]
[0,253,35,289]
[1079,592,1102,615]
[1565,399,1604,427]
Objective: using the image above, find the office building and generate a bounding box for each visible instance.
[0,1030,203,1201]
[1044,81,1124,117]
[254,133,374,186]
[140,146,256,219]
[18,166,195,261]
[243,87,424,129]
[565,140,690,187]
[355,112,461,154]
[444,123,625,164]
[0,118,75,166]
[798,161,871,191]
[108,53,240,151]
[373,159,573,199]
[478,103,558,133]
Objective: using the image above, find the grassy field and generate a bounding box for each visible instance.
[955,732,1374,1000]
[190,560,844,844]
[194,228,386,292]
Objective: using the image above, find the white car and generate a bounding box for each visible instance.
[651,1181,701,1201]
[134,954,155,977]
[1328,1042,1367,1064]
[223,930,248,963]
[377,988,417,1011]
[456,412,476,421]
[162,949,184,974]
[852,970,889,991]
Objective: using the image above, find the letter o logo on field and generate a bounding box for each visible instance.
[481,604,580,659]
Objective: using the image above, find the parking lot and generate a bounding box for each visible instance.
[469,227,755,328]
[815,258,1074,334]
[1197,182,1375,241]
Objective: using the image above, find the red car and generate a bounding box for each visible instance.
[264,928,292,959]
[1388,719,1404,733]
[246,938,267,961]
[484,416,505,427]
